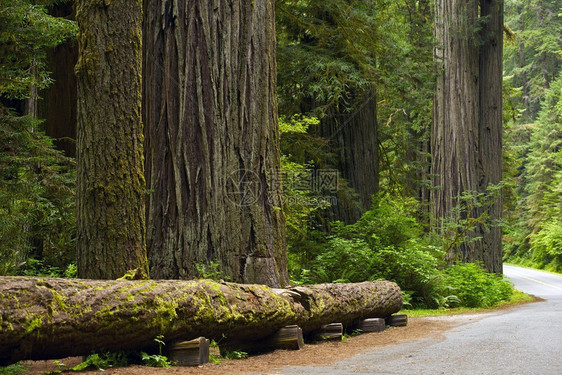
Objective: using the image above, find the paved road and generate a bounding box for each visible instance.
[261,265,562,374]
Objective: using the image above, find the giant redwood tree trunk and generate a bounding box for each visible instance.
[143,0,289,286]
[432,0,503,273]
[432,0,480,260]
[75,0,149,279]
[0,276,402,365]
[478,0,504,273]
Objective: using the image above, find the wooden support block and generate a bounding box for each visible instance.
[267,325,304,350]
[310,323,343,341]
[167,337,210,366]
[356,318,386,332]
[220,325,304,355]
[385,314,408,327]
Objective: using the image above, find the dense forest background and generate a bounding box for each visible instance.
[0,0,560,309]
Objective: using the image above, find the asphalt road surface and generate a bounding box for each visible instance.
[257,265,562,375]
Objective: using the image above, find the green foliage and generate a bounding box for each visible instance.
[48,340,174,372]
[439,184,504,257]
[18,259,76,278]
[374,0,435,196]
[292,194,447,307]
[442,263,513,308]
[342,329,363,342]
[504,0,562,120]
[0,0,77,99]
[0,112,76,276]
[401,289,534,317]
[0,362,30,375]
[278,115,336,283]
[334,195,424,248]
[279,115,319,135]
[140,352,172,368]
[276,0,434,204]
[276,0,378,115]
[141,335,173,368]
[530,220,562,272]
[195,261,231,281]
[0,1,77,276]
[72,352,129,372]
[504,72,562,271]
[208,340,222,364]
[222,350,247,360]
[288,193,513,309]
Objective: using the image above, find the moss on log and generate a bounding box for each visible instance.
[0,277,401,365]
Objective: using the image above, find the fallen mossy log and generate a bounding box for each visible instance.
[0,277,401,365]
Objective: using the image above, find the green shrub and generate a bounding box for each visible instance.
[443,263,513,308]
[140,335,172,368]
[530,221,562,272]
[293,194,451,307]
[333,194,424,249]
[307,237,373,283]
[72,352,129,371]
[0,362,30,375]
[140,353,172,368]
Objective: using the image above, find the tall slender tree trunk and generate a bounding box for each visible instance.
[39,2,78,158]
[516,5,530,113]
[537,1,550,90]
[432,0,503,273]
[144,0,289,286]
[24,61,38,118]
[405,0,433,216]
[320,91,379,223]
[75,0,149,279]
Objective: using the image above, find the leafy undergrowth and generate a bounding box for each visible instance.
[0,362,30,375]
[400,289,537,317]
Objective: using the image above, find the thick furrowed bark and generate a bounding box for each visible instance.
[0,277,401,365]
[432,0,503,272]
[143,0,289,286]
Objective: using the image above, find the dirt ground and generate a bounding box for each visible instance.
[21,317,456,375]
